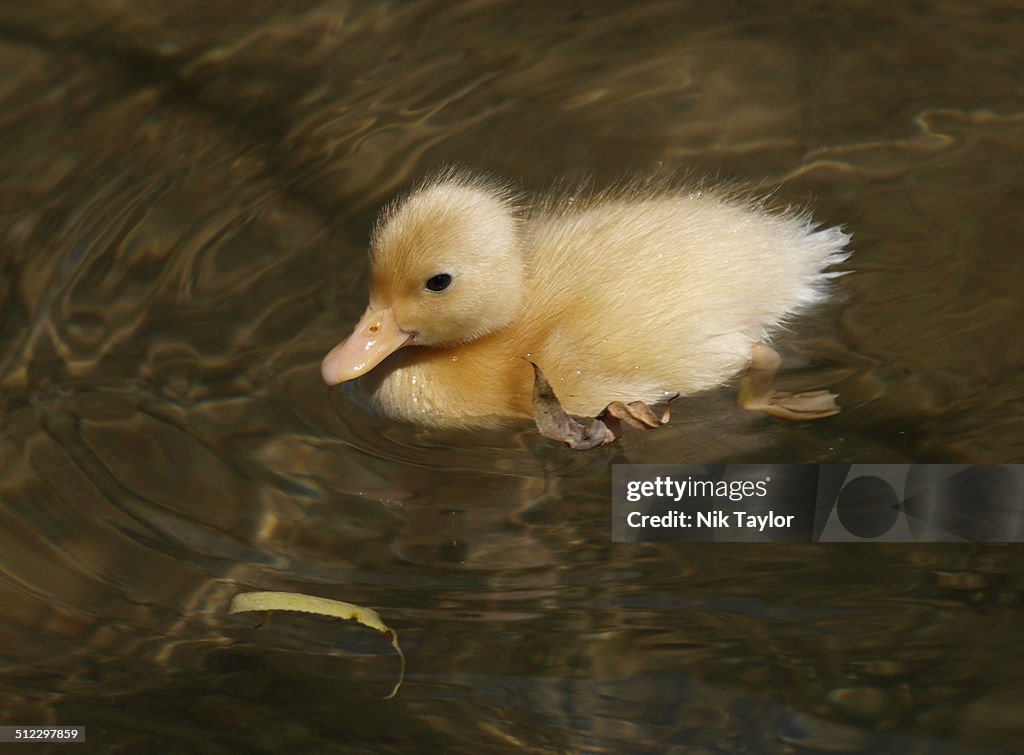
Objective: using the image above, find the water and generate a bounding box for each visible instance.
[1,1,1022,751]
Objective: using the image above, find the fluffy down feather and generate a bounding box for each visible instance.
[321,169,850,427]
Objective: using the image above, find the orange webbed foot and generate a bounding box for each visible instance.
[738,343,841,420]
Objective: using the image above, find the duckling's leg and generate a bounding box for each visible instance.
[530,362,676,449]
[530,362,616,449]
[738,343,840,420]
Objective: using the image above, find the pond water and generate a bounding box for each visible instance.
[1,1,1022,751]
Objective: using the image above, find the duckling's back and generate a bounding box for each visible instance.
[518,190,849,416]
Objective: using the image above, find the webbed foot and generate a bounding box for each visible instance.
[738,343,840,420]
[599,395,678,432]
[530,362,676,450]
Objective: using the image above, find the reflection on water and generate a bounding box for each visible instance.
[1,0,1023,751]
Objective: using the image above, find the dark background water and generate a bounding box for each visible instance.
[1,1,1022,752]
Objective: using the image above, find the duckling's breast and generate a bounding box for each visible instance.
[360,339,535,427]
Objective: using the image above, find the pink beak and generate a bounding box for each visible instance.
[321,306,412,385]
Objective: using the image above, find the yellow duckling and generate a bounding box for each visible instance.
[321,169,849,445]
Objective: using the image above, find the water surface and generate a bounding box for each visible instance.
[1,1,1023,751]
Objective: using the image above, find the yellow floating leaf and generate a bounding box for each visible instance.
[229,590,405,699]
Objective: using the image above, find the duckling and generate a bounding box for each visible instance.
[321,169,850,447]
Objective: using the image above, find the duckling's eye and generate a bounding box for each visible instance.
[424,273,452,292]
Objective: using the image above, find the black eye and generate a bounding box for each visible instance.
[424,273,452,292]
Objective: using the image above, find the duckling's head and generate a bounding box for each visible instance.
[321,176,524,385]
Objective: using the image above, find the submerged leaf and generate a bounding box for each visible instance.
[229,590,406,699]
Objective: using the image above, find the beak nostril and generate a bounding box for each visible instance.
[322,306,408,386]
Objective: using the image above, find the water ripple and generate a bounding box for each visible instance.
[1,1,1023,750]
